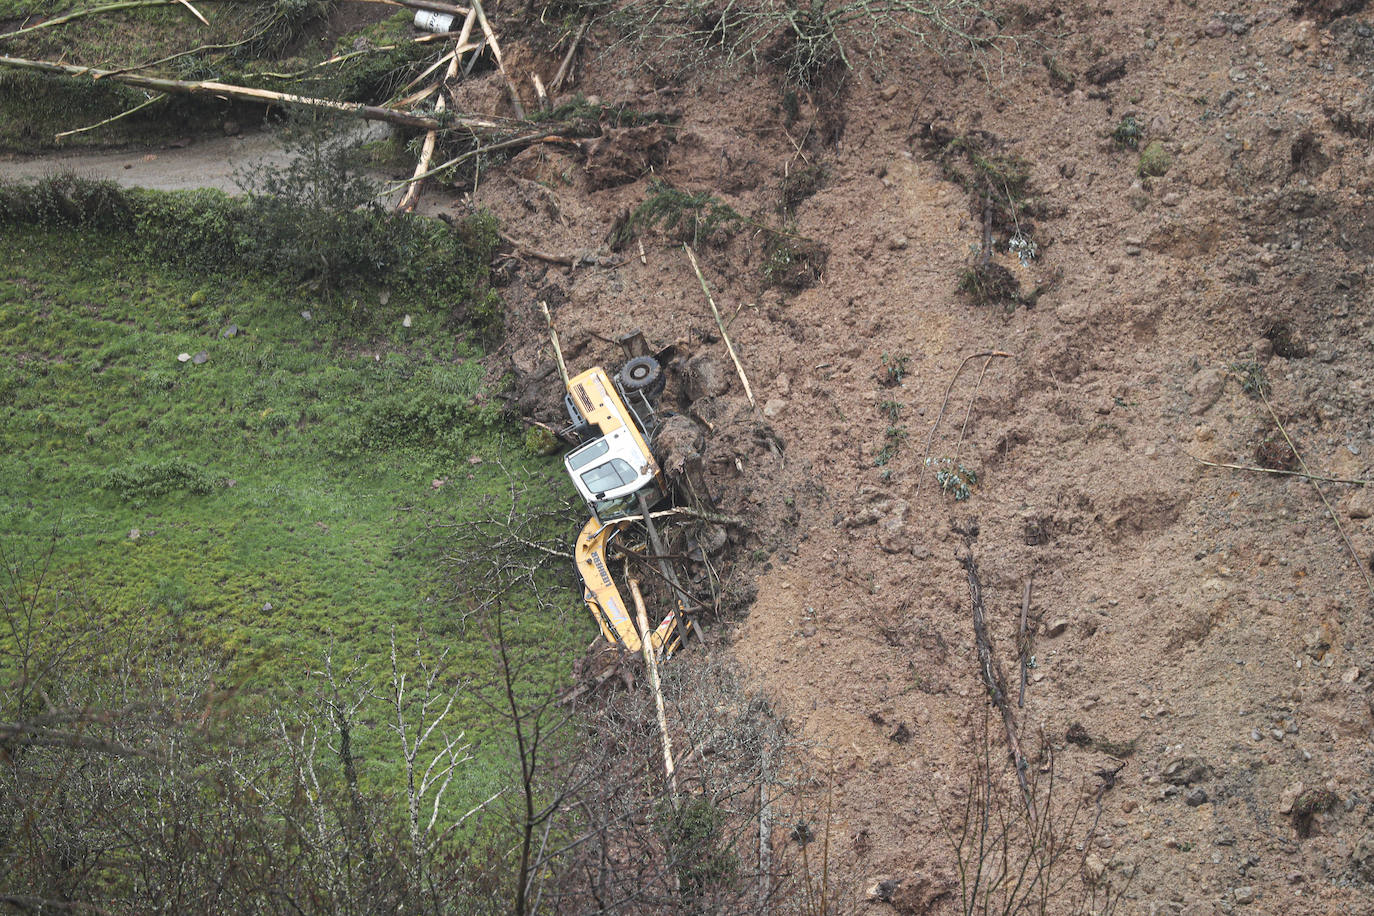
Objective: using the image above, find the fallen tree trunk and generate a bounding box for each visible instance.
[396,9,475,212]
[379,0,472,15]
[0,54,512,134]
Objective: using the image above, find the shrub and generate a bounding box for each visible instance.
[760,230,828,290]
[1138,140,1172,177]
[926,457,977,500]
[958,260,1020,307]
[611,179,741,248]
[103,458,220,501]
[1111,115,1143,150]
[1228,360,1269,399]
[780,162,828,215]
[934,133,1040,256]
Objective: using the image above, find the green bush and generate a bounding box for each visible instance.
[612,179,741,248]
[344,385,499,461]
[523,425,561,456]
[103,458,220,501]
[1138,140,1172,177]
[659,796,740,898]
[0,173,133,230]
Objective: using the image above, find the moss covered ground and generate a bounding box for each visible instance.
[0,223,590,807]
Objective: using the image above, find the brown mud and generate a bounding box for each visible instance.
[489,3,1374,912]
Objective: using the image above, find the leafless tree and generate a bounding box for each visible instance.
[379,628,477,891]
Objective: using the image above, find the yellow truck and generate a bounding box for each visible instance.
[562,358,685,656]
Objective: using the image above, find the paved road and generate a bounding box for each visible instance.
[0,125,443,215]
[0,130,294,193]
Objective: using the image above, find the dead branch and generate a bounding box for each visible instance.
[499,231,621,268]
[1259,388,1374,595]
[915,350,1013,501]
[610,544,707,617]
[962,550,1035,826]
[684,244,757,408]
[952,351,1000,467]
[0,55,510,132]
[550,20,590,95]
[471,0,525,119]
[1017,578,1031,709]
[53,92,165,140]
[1181,449,1374,486]
[394,46,458,98]
[258,32,465,81]
[979,193,993,267]
[378,0,472,15]
[396,132,574,192]
[0,0,184,42]
[173,0,207,25]
[648,505,746,528]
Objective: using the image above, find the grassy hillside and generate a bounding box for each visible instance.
[0,222,589,804]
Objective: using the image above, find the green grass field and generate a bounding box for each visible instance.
[0,224,591,808]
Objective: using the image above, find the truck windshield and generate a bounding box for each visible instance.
[567,438,610,471]
[580,458,637,495]
[594,480,664,521]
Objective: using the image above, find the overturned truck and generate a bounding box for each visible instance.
[560,355,704,657]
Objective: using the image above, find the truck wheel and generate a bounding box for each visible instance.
[619,355,664,395]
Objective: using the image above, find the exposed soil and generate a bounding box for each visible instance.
[8,1,1374,912]
[488,3,1374,912]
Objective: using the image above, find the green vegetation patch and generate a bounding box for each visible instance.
[611,178,742,249]
[0,175,503,333]
[1138,140,1172,177]
[0,224,588,809]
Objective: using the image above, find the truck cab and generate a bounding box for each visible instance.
[562,364,664,522]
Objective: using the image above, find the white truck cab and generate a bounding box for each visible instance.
[562,361,665,522]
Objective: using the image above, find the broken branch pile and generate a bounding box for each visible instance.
[0,0,597,202]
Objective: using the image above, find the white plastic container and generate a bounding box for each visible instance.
[414,9,455,33]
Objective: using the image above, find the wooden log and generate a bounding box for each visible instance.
[539,300,569,391]
[683,244,757,409]
[0,55,512,133]
[629,579,678,806]
[396,9,474,212]
[550,20,589,95]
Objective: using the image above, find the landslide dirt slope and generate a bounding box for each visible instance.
[481,1,1374,912]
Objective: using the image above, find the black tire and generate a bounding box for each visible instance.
[619,355,664,395]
